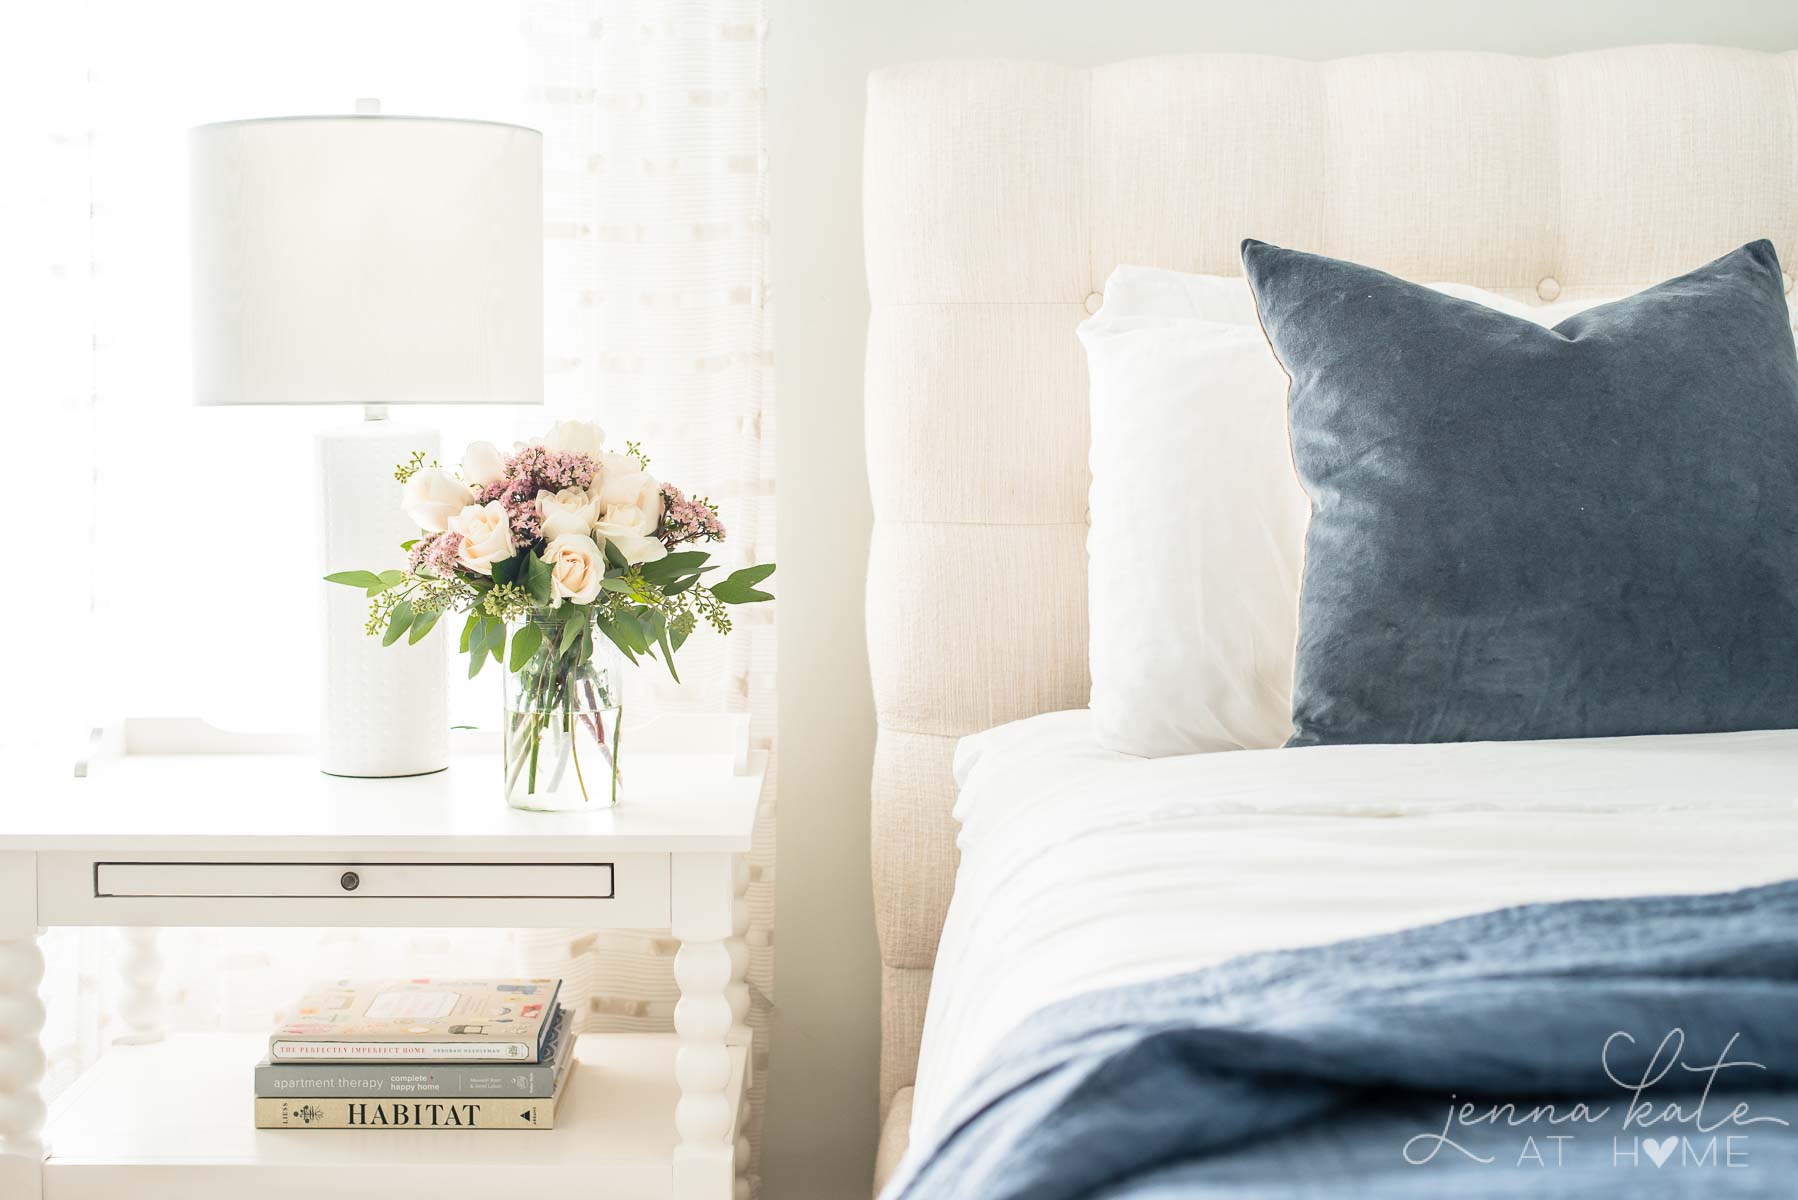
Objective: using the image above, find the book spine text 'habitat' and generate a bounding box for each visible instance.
[254,1094,560,1129]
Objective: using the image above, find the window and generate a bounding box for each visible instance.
[7,1,545,741]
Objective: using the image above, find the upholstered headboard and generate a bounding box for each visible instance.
[862,42,1798,1171]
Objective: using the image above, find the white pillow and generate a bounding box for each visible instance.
[1079,265,1603,758]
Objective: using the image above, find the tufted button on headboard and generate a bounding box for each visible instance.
[861,44,1798,1153]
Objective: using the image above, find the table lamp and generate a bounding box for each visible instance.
[190,101,543,777]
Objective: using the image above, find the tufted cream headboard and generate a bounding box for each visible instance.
[861,42,1798,1162]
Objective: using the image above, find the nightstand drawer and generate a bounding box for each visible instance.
[95,861,615,899]
[39,852,673,928]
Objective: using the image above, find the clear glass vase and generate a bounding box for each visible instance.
[502,609,624,811]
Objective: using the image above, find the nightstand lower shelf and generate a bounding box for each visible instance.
[41,1032,749,1200]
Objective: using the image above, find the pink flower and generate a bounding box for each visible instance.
[475,445,600,551]
[659,483,726,548]
[409,532,466,577]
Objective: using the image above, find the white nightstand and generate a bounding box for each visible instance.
[0,718,763,1200]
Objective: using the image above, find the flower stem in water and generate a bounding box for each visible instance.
[567,703,589,803]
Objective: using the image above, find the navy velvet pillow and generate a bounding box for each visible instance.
[1242,239,1798,747]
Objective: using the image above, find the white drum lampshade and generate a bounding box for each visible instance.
[191,109,543,776]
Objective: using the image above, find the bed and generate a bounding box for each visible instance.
[862,46,1798,1195]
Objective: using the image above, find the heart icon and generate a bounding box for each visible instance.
[1644,1136,1679,1168]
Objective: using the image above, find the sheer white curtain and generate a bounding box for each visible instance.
[518,3,777,1188]
[2,3,100,764]
[9,2,775,1188]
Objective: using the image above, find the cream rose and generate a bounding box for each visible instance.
[447,501,517,576]
[593,458,668,559]
[592,472,667,565]
[535,487,602,541]
[541,419,607,462]
[542,533,604,606]
[401,467,476,533]
[461,440,505,488]
[595,452,650,507]
[593,523,665,565]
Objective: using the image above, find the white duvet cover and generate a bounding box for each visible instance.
[910,710,1798,1139]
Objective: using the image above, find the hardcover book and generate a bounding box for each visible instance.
[268,978,563,1063]
[256,1053,576,1129]
[256,1007,573,1098]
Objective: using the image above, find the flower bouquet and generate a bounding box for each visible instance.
[326,419,773,810]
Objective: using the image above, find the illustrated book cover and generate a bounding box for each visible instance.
[255,1051,577,1129]
[257,1006,573,1097]
[268,978,563,1062]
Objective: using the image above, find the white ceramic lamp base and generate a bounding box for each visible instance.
[317,419,448,777]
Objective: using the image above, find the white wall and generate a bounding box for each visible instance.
[764,3,1798,1196]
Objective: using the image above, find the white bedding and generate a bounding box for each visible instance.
[910,710,1798,1139]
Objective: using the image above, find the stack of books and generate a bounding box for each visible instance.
[254,978,575,1129]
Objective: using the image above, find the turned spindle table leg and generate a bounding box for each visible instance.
[726,855,751,1047]
[672,853,739,1198]
[0,853,45,1200]
[726,855,752,1198]
[114,927,165,1045]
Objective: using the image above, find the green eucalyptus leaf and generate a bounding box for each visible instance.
[406,609,441,645]
[468,644,488,679]
[710,570,774,604]
[637,551,708,587]
[671,621,692,652]
[406,611,440,647]
[560,606,587,652]
[471,616,501,665]
[490,555,522,587]
[508,622,544,672]
[460,611,481,654]
[594,613,640,664]
[711,563,776,604]
[619,610,654,653]
[601,539,631,571]
[382,601,415,646]
[324,570,383,589]
[656,626,681,682]
[524,554,554,604]
[365,568,409,597]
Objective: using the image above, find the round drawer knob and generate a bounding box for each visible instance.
[340,871,361,892]
[1535,276,1561,302]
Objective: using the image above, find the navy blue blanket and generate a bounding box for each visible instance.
[888,881,1798,1198]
